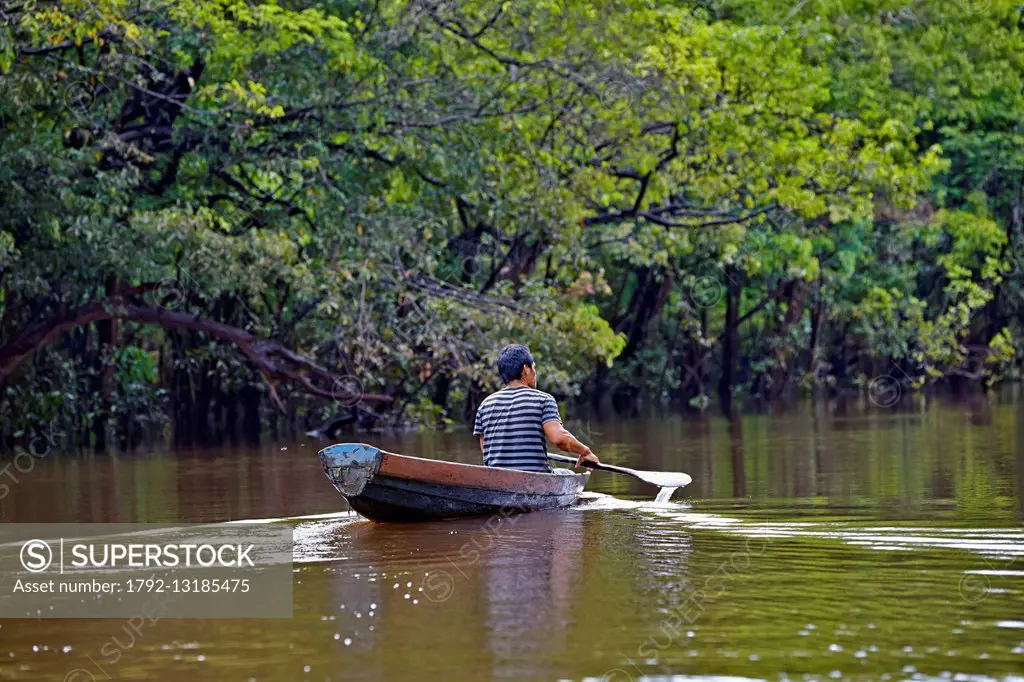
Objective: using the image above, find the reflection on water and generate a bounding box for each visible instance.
[483,512,582,679]
[0,396,1023,681]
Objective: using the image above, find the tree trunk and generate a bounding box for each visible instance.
[718,267,741,414]
[808,279,824,376]
[241,384,262,444]
[432,371,451,426]
[769,280,807,400]
[92,275,119,451]
[620,269,672,361]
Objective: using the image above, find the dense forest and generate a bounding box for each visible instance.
[1,0,1022,449]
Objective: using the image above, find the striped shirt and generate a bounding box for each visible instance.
[473,386,562,472]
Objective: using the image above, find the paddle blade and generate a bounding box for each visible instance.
[630,469,692,489]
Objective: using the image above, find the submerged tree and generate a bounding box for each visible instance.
[0,0,1019,449]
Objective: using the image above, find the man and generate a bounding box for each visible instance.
[473,343,601,472]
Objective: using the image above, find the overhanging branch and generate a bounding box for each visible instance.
[0,294,393,410]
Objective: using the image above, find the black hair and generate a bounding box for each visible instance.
[497,344,534,384]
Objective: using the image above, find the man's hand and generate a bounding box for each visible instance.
[575,449,600,470]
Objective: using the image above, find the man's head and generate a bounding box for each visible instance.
[497,343,537,388]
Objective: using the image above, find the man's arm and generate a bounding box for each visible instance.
[542,420,600,469]
[473,404,486,456]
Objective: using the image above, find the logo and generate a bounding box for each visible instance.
[421,570,455,603]
[868,374,901,407]
[690,276,723,308]
[20,539,53,573]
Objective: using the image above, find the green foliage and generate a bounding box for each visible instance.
[1,0,1023,445]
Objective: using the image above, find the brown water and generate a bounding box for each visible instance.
[2,396,1023,681]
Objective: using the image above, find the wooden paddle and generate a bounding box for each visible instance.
[546,452,692,489]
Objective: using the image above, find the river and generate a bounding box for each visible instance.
[2,394,1023,681]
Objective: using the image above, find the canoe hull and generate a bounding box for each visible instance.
[318,443,589,522]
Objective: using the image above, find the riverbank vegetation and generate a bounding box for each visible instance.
[1,0,1021,448]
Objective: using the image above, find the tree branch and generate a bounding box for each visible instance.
[0,294,393,410]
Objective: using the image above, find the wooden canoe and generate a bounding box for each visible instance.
[318,443,590,522]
